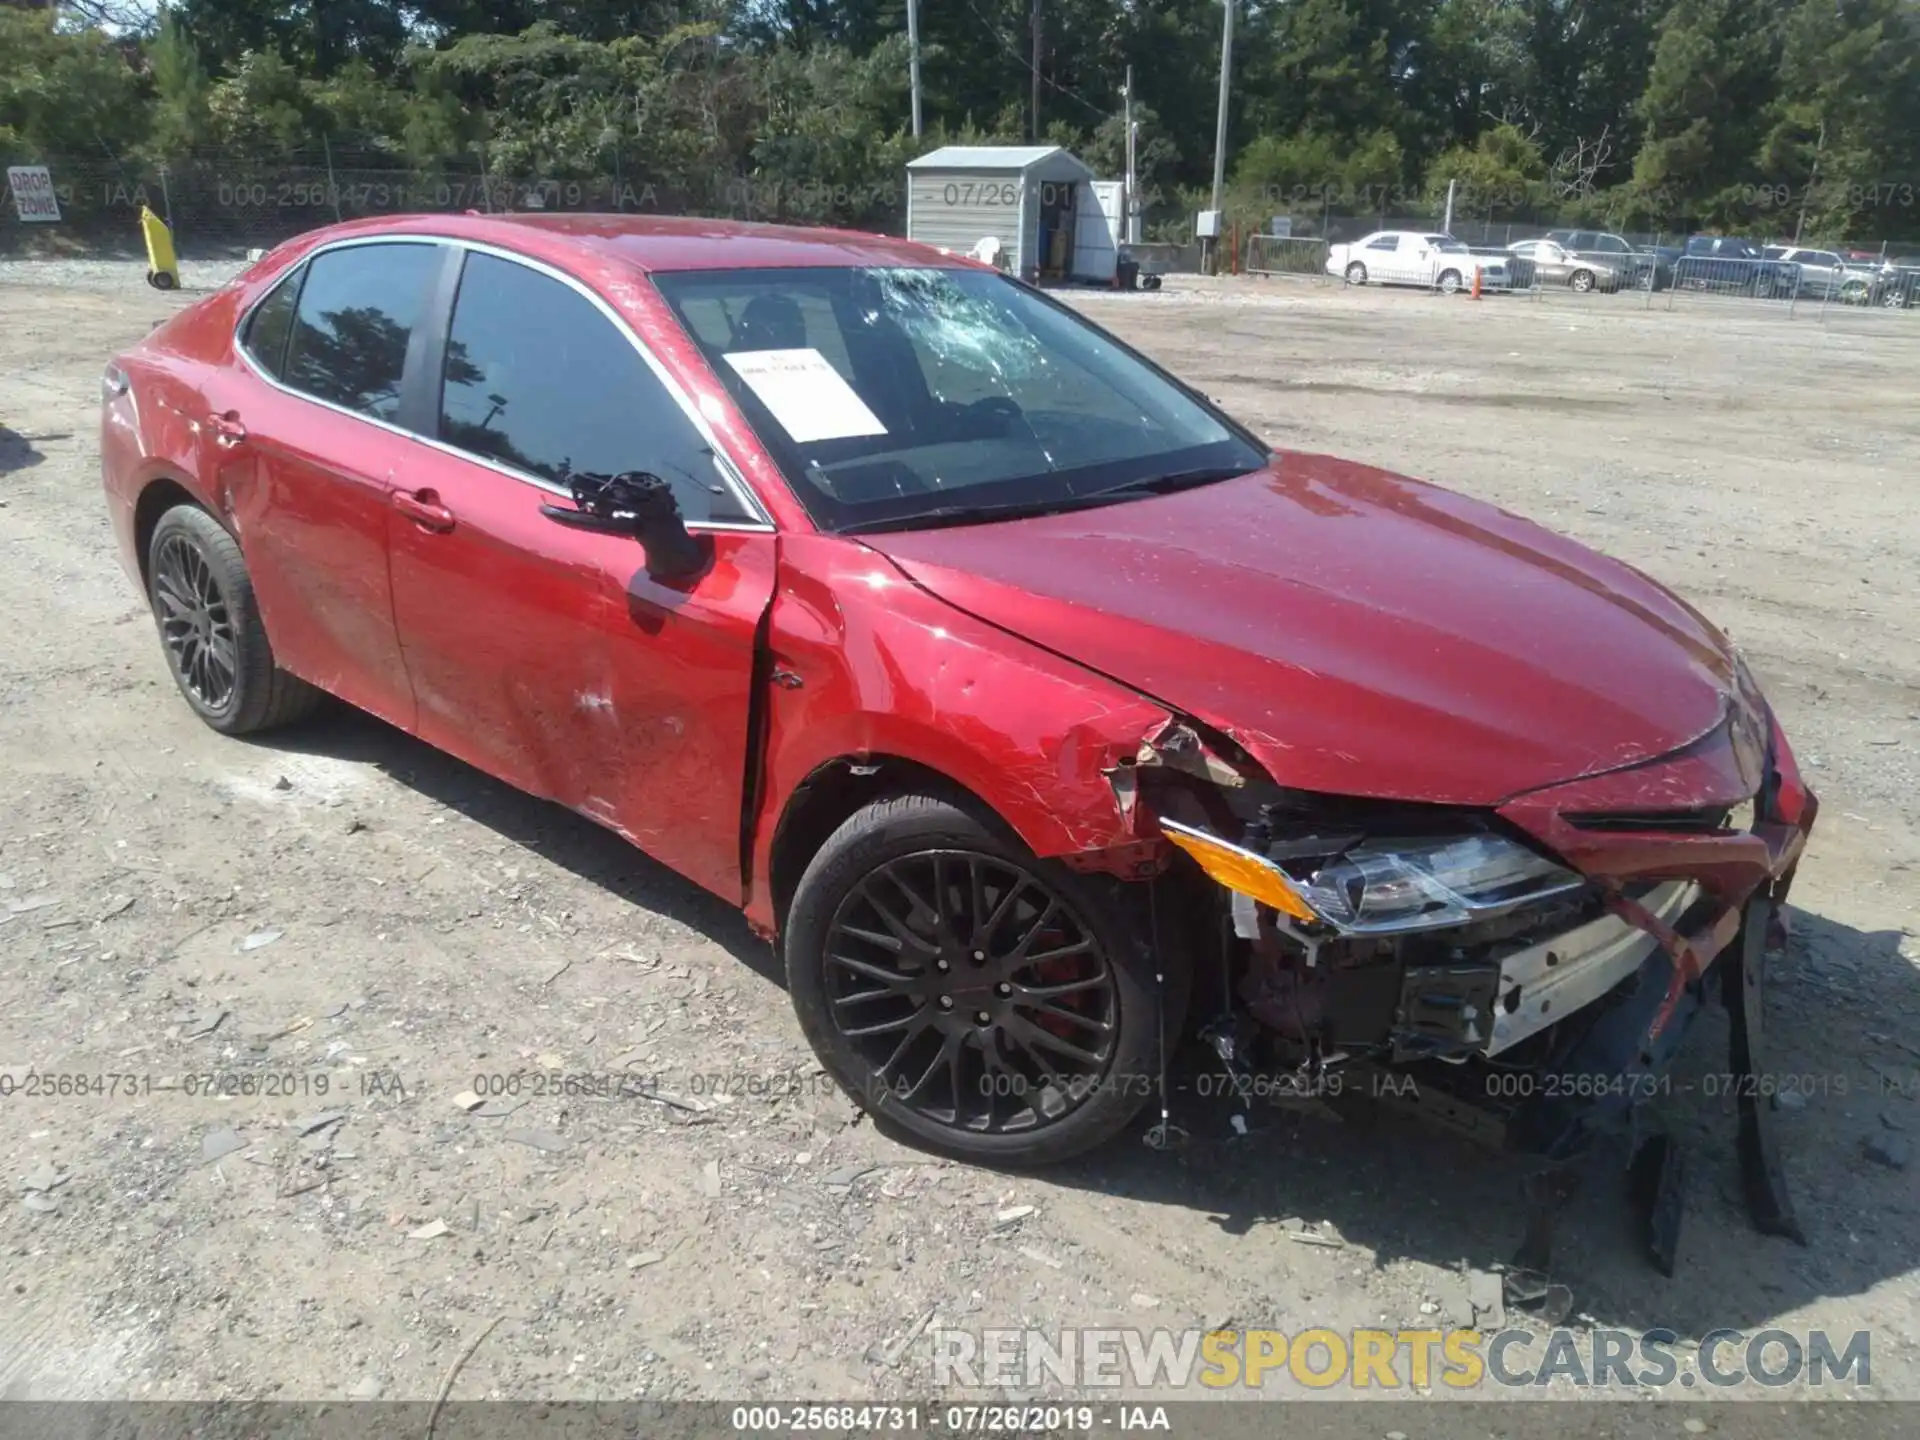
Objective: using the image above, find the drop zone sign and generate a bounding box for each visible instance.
[7,166,62,223]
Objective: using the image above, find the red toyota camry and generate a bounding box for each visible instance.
[100,215,1815,1254]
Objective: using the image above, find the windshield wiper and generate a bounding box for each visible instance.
[836,496,1097,536]
[834,464,1259,537]
[1085,464,1257,500]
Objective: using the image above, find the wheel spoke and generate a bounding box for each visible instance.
[980,875,1026,947]
[825,951,919,991]
[901,1031,961,1103]
[856,883,938,957]
[1021,939,1094,967]
[1018,999,1112,1035]
[1003,1013,1107,1069]
[999,898,1059,968]
[841,1008,924,1040]
[883,865,944,937]
[206,633,237,680]
[154,577,194,617]
[837,922,904,954]
[1013,971,1109,1001]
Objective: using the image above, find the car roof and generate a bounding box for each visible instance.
[266,211,967,275]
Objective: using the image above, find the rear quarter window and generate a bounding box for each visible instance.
[240,267,304,380]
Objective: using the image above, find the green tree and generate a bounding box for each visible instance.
[1759,0,1920,239]
[0,7,148,162]
[1630,0,1780,223]
[1422,120,1548,215]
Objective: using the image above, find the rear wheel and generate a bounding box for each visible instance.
[1437,269,1464,295]
[784,793,1186,1166]
[1344,262,1368,286]
[147,505,321,735]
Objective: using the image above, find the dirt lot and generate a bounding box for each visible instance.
[2,263,1917,1408]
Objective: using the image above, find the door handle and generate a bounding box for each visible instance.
[392,488,455,533]
[206,411,247,448]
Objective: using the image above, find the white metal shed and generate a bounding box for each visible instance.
[905,145,1100,281]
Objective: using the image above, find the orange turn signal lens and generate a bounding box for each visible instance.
[1158,819,1319,924]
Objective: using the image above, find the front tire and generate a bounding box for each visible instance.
[147,505,321,735]
[784,792,1187,1166]
[1437,269,1463,295]
[1570,269,1596,293]
[1344,262,1368,286]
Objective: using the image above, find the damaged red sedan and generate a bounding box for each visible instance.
[101,215,1816,1270]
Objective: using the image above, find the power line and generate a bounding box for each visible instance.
[959,0,1113,122]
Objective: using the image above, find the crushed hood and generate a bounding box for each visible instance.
[858,453,1735,807]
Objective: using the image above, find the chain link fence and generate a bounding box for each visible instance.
[0,150,907,258]
[6,153,1919,323]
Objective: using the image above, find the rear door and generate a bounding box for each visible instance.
[385,247,776,903]
[211,239,444,728]
[1354,232,1396,283]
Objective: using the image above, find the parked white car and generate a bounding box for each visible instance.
[1326,231,1510,294]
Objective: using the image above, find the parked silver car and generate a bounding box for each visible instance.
[1506,238,1627,293]
[1764,246,1914,307]
[1543,229,1658,288]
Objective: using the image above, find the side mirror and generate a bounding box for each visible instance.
[540,470,711,582]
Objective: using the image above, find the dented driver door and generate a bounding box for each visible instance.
[384,248,776,906]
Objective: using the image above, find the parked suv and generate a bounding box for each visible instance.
[1676,236,1799,297]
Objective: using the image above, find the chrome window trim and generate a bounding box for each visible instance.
[230,232,776,533]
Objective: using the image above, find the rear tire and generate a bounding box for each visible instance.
[147,504,321,736]
[1437,269,1463,295]
[1344,262,1368,286]
[784,792,1188,1167]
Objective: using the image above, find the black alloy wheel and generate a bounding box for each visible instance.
[785,793,1184,1165]
[153,529,238,714]
[824,849,1116,1133]
[146,504,321,734]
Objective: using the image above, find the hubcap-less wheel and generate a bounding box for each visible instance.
[1571,270,1595,293]
[153,532,237,713]
[1345,262,1367,285]
[1438,270,1463,295]
[823,850,1117,1134]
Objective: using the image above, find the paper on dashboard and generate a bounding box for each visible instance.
[721,348,888,444]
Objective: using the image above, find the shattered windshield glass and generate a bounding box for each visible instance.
[651,265,1266,533]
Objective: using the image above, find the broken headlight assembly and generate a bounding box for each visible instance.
[1159,818,1582,936]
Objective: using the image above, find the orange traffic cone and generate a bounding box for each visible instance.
[1471,266,1483,300]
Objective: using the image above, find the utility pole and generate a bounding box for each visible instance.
[907,0,923,138]
[1122,66,1135,244]
[1793,120,1825,245]
[1208,0,1236,272]
[1030,0,1043,143]
[1442,178,1456,236]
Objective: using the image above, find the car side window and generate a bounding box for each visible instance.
[437,252,741,523]
[1596,235,1630,254]
[241,267,303,379]
[282,242,442,423]
[1366,235,1398,251]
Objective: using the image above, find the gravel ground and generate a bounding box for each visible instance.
[1,263,1917,1416]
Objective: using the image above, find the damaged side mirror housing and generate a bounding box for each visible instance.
[540,470,711,582]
